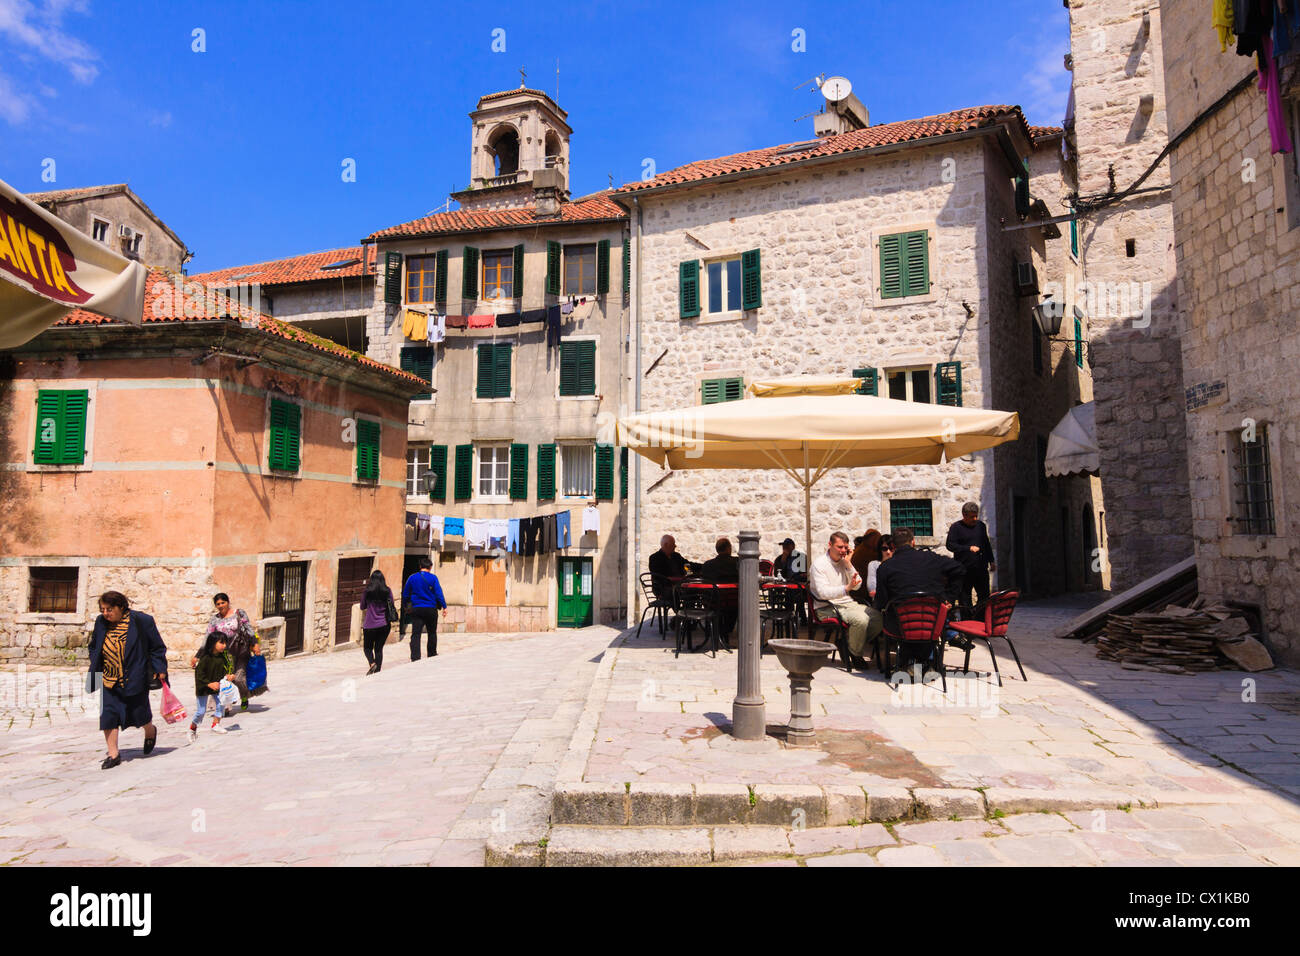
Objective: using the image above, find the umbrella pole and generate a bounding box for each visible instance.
[804,444,813,573]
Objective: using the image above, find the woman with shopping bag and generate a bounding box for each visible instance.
[87,591,169,769]
[190,593,262,711]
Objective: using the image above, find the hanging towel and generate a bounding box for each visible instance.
[521,308,548,324]
[582,505,600,536]
[403,310,417,338]
[487,518,509,549]
[1214,0,1235,52]
[497,312,521,328]
[447,314,469,329]
[429,515,445,549]
[443,516,465,537]
[507,518,522,553]
[546,305,562,347]
[464,518,489,549]
[560,300,574,315]
[555,510,572,548]
[430,314,446,343]
[468,314,496,328]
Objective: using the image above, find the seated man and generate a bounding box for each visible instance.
[772,538,807,582]
[873,527,967,670]
[648,534,690,602]
[809,531,882,668]
[698,537,740,638]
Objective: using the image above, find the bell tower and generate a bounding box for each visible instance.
[455,86,572,212]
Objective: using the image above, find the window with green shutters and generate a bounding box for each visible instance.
[620,447,628,500]
[546,241,562,295]
[429,444,448,501]
[701,377,744,405]
[935,362,963,407]
[512,243,524,296]
[596,239,610,294]
[741,248,762,310]
[889,499,934,538]
[462,246,480,301]
[879,230,930,299]
[454,443,474,500]
[679,260,700,318]
[509,442,529,500]
[384,252,403,305]
[622,240,631,296]
[356,418,380,481]
[1069,217,1079,258]
[559,340,596,396]
[435,249,448,303]
[852,368,878,396]
[537,443,556,499]
[595,444,615,500]
[1074,317,1084,368]
[32,389,88,465]
[400,346,435,401]
[267,398,301,472]
[475,343,512,399]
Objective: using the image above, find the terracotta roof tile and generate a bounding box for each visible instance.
[477,88,565,114]
[366,190,625,242]
[189,246,369,287]
[54,269,426,388]
[1029,125,1065,142]
[27,183,129,204]
[615,106,1033,194]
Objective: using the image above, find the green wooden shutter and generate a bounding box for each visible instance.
[595,443,615,500]
[560,341,595,396]
[595,239,610,294]
[903,231,930,296]
[1015,173,1031,217]
[59,391,88,465]
[400,346,434,401]
[268,398,300,471]
[559,342,579,396]
[476,344,495,399]
[701,377,743,405]
[429,444,448,501]
[512,243,524,298]
[1074,317,1084,368]
[620,446,628,500]
[494,343,512,398]
[935,362,963,407]
[435,249,448,303]
[679,260,700,318]
[537,443,556,499]
[1069,218,1079,258]
[356,419,380,480]
[852,368,878,396]
[454,443,473,500]
[546,241,562,295]
[462,246,479,301]
[880,234,904,299]
[741,248,762,310]
[622,241,631,295]
[509,442,529,500]
[32,390,62,464]
[384,252,403,305]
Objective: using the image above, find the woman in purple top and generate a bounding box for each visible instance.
[359,570,396,675]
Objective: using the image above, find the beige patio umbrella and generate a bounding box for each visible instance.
[619,376,1020,560]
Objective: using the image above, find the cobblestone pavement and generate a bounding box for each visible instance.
[0,627,617,866]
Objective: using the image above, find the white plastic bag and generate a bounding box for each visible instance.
[217,678,240,710]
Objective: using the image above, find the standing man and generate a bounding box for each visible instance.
[945,502,995,616]
[403,556,447,660]
[809,532,882,668]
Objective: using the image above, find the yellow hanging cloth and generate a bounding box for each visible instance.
[1213,0,1234,53]
[412,310,428,341]
[403,309,417,338]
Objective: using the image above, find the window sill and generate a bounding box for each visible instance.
[27,462,92,474]
[17,612,82,625]
[472,396,514,404]
[877,291,937,307]
[474,495,511,504]
[557,393,598,401]
[688,309,753,326]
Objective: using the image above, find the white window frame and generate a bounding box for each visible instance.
[476,443,511,501]
[884,365,935,404]
[18,556,90,626]
[702,254,743,318]
[91,218,110,244]
[129,231,144,256]
[559,441,595,499]
[406,444,431,499]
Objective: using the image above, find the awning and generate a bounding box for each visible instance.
[0,176,147,349]
[1044,401,1098,477]
[746,375,860,397]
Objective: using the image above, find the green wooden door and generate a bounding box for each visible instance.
[557,556,593,628]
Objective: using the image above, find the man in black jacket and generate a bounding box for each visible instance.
[874,528,966,668]
[648,535,691,602]
[945,502,995,616]
[699,538,740,638]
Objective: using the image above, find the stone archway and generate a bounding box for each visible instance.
[487,125,520,176]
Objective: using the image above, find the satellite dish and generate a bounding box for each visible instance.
[821,76,852,102]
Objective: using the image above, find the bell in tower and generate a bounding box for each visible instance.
[455,85,572,213]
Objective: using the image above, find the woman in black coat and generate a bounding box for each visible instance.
[87,591,169,769]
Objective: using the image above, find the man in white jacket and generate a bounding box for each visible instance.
[809,531,883,666]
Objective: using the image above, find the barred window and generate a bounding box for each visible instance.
[1233,425,1275,535]
[888,499,934,538]
[29,566,78,613]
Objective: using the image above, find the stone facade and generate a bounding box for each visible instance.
[1066,0,1192,590]
[1157,0,1300,665]
[623,119,1102,601]
[29,185,190,272]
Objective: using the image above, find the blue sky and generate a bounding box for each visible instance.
[1,0,1070,273]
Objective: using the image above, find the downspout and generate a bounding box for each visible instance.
[629,195,644,627]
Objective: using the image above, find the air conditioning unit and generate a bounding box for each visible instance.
[118,224,134,238]
[1014,261,1039,297]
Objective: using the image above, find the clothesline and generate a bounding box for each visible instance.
[1215,0,1298,154]
[401,296,597,344]
[405,505,601,556]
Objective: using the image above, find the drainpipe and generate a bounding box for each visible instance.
[630,196,644,627]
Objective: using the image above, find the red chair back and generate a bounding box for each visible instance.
[892,596,949,643]
[759,559,774,576]
[987,590,1019,637]
[807,591,839,626]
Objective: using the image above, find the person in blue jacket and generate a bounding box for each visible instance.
[87,591,169,769]
[402,556,447,661]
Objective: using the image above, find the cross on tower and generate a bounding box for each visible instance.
[519,67,526,88]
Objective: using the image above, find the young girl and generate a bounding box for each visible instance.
[189,632,233,742]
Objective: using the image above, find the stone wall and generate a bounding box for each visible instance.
[40,192,187,272]
[1067,0,1192,590]
[1158,0,1300,665]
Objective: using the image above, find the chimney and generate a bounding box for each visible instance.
[532,167,567,218]
[814,91,870,138]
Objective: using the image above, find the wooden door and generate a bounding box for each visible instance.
[263,561,309,655]
[335,556,374,644]
[557,557,593,628]
[473,556,506,606]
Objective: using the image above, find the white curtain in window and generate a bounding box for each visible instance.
[561,444,593,497]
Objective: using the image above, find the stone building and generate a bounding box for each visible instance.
[1063,0,1192,590]
[0,271,426,665]
[1154,0,1300,665]
[615,104,1102,610]
[27,183,192,273]
[360,87,631,631]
